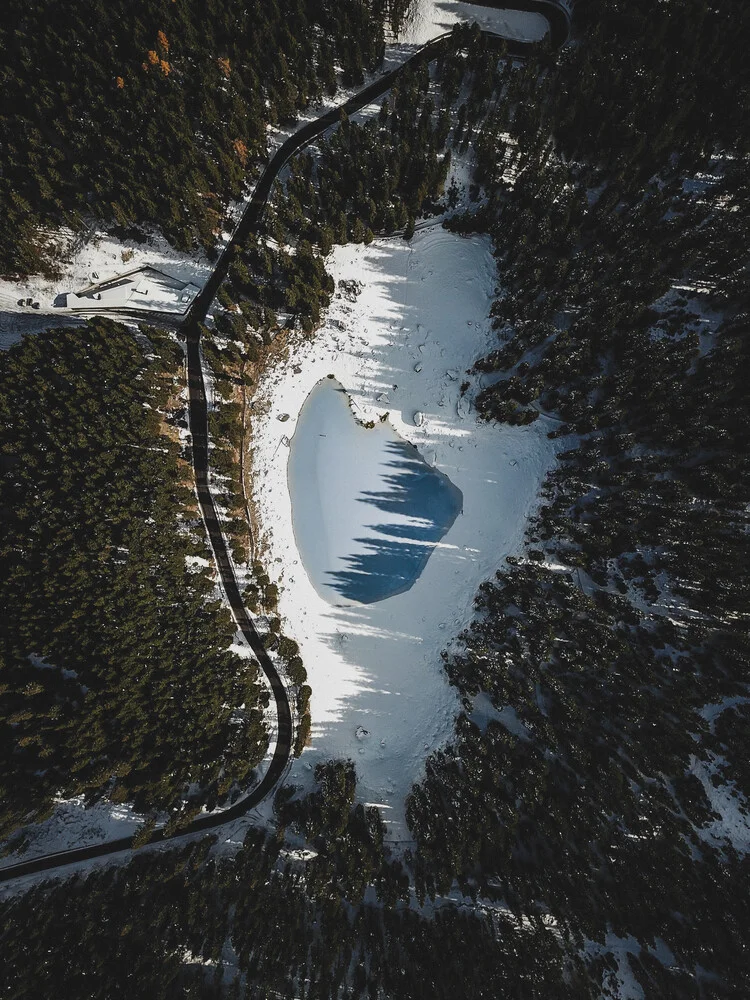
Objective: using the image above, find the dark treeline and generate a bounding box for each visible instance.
[217,235,335,335]
[401,0,750,994]
[265,30,517,252]
[0,0,412,276]
[193,313,316,757]
[408,571,750,995]
[276,760,408,903]
[267,59,453,247]
[192,317,314,754]
[0,818,584,999]
[0,321,268,837]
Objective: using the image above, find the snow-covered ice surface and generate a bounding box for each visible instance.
[394,0,549,45]
[288,377,463,605]
[251,225,559,839]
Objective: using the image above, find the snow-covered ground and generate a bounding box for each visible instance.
[583,932,677,1000]
[0,797,145,867]
[251,225,559,839]
[690,752,750,854]
[0,227,213,348]
[394,0,549,45]
[0,4,549,866]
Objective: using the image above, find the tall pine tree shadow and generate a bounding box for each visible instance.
[325,439,462,603]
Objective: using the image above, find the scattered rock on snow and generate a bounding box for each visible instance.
[356,726,370,741]
[413,411,424,427]
[338,278,363,302]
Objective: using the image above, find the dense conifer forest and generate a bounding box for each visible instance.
[1,826,583,1000]
[0,0,408,275]
[2,0,749,996]
[403,2,749,994]
[0,321,269,837]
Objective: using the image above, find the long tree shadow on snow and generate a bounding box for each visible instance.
[325,439,463,603]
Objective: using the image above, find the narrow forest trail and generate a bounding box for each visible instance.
[0,1,571,885]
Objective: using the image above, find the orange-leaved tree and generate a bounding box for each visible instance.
[233,139,248,167]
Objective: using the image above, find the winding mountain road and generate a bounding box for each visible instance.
[0,2,571,885]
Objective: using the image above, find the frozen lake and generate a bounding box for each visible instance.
[252,226,560,837]
[288,378,463,605]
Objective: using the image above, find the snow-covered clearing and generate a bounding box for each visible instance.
[689,752,750,854]
[0,797,144,870]
[0,227,213,348]
[251,225,558,839]
[394,0,548,46]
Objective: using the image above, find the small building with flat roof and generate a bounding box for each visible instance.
[69,265,200,316]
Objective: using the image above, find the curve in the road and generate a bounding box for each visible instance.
[0,3,571,885]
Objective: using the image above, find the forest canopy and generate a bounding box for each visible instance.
[0,320,268,837]
[0,0,409,275]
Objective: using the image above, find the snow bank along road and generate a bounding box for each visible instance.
[0,1,571,884]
